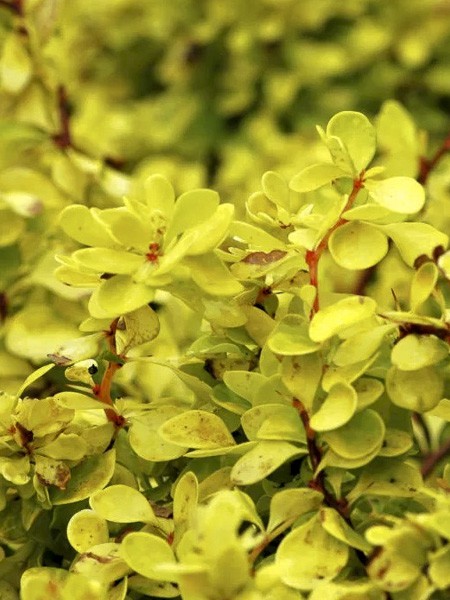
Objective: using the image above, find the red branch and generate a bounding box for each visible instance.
[306,173,365,317]
[52,86,73,150]
[0,0,23,15]
[418,133,450,185]
[421,438,450,479]
[93,318,126,428]
[292,399,350,519]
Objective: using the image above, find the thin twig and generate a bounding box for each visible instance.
[52,85,73,149]
[421,438,450,478]
[418,133,450,185]
[306,173,365,316]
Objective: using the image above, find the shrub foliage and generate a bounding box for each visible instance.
[1,1,450,600]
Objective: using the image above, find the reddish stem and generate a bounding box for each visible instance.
[93,318,126,428]
[0,0,22,15]
[421,438,450,479]
[306,173,365,317]
[52,86,73,149]
[292,398,350,520]
[418,133,450,185]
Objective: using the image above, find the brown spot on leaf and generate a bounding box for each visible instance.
[242,250,287,265]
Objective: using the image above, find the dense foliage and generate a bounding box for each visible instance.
[1,1,450,599]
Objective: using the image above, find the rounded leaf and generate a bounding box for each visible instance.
[20,568,105,600]
[144,174,175,213]
[310,382,358,432]
[159,410,235,449]
[386,366,444,411]
[262,171,289,208]
[309,296,377,342]
[366,177,425,214]
[276,513,349,590]
[166,188,219,241]
[129,406,187,462]
[59,205,115,247]
[391,334,448,370]
[50,449,115,505]
[268,488,323,533]
[88,275,155,319]
[290,163,347,193]
[231,441,306,485]
[381,222,448,267]
[326,111,376,172]
[410,261,439,312]
[73,248,143,275]
[120,532,176,581]
[67,509,109,553]
[329,222,388,270]
[322,409,385,459]
[90,484,156,523]
[268,315,321,355]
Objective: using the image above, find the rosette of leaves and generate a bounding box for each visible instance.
[57,174,242,319]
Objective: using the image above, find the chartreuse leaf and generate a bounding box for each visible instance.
[16,363,55,397]
[320,507,372,553]
[410,261,439,312]
[144,173,175,214]
[323,354,380,392]
[386,365,444,411]
[354,378,385,410]
[173,472,198,545]
[88,275,155,319]
[309,580,385,600]
[429,545,450,589]
[241,404,306,443]
[121,532,178,582]
[326,111,377,173]
[184,203,234,256]
[329,222,388,270]
[67,509,109,553]
[0,32,32,94]
[231,441,306,485]
[223,371,266,404]
[289,163,348,193]
[366,526,431,592]
[159,410,235,449]
[309,296,377,342]
[276,513,349,590]
[347,458,422,504]
[391,334,448,370]
[115,305,160,353]
[267,488,323,533]
[322,409,385,459]
[378,429,413,457]
[90,484,156,523]
[229,220,285,251]
[333,324,394,367]
[72,248,143,275]
[365,177,425,214]
[341,203,396,222]
[318,445,380,471]
[38,433,88,461]
[310,382,358,432]
[379,222,448,267]
[268,315,321,355]
[281,353,322,411]
[438,250,450,279]
[95,207,150,252]
[71,542,129,585]
[185,253,243,296]
[166,189,219,241]
[59,205,116,247]
[50,449,115,505]
[20,568,105,600]
[129,406,188,462]
[262,171,290,210]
